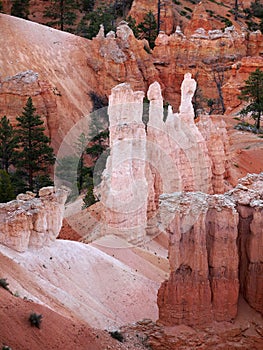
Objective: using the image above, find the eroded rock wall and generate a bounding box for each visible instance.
[97,74,230,244]
[0,187,68,252]
[158,173,263,326]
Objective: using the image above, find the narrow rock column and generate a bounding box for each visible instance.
[99,83,148,244]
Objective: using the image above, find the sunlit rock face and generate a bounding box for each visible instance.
[0,187,68,252]
[97,74,230,244]
[158,173,263,326]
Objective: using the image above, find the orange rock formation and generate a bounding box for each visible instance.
[158,173,263,326]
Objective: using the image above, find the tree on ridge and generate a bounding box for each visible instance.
[238,68,263,130]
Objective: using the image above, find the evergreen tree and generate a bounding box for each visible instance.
[11,0,30,19]
[126,15,139,37]
[78,6,115,39]
[0,116,18,172]
[82,0,94,12]
[74,132,89,190]
[238,68,263,130]
[44,0,79,31]
[137,11,158,49]
[0,170,15,202]
[16,97,55,192]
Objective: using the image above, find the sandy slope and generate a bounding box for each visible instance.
[0,239,162,330]
[0,13,99,151]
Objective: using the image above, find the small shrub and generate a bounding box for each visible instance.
[0,278,9,291]
[173,0,181,4]
[2,346,12,350]
[109,330,124,342]
[180,10,187,16]
[29,312,43,328]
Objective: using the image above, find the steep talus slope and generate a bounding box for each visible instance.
[0,239,161,329]
[0,14,97,150]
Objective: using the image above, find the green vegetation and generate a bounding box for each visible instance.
[44,0,80,32]
[244,0,263,32]
[29,313,43,328]
[238,68,263,130]
[137,11,158,49]
[0,278,9,291]
[0,1,3,12]
[0,170,15,202]
[0,116,18,172]
[16,97,55,192]
[0,98,55,200]
[77,5,115,39]
[126,15,139,37]
[184,7,193,13]
[11,0,30,19]
[109,330,124,342]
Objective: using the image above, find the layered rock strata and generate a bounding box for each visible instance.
[158,173,263,326]
[0,187,68,252]
[97,74,230,243]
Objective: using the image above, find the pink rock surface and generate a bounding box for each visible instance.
[0,187,68,252]
[98,74,230,244]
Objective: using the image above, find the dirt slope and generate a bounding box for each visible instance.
[0,239,162,330]
[0,287,148,350]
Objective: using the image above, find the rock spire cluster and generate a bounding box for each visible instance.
[97,74,230,243]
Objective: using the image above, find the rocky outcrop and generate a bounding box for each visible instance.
[158,173,263,326]
[153,26,248,109]
[0,187,68,252]
[222,56,263,113]
[87,21,159,95]
[121,316,263,350]
[97,74,230,244]
[0,70,57,137]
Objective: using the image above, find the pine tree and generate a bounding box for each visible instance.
[82,0,94,12]
[239,68,263,130]
[16,97,55,192]
[137,11,158,49]
[126,15,139,37]
[44,0,79,31]
[0,116,18,172]
[11,0,30,19]
[0,170,15,203]
[79,6,115,39]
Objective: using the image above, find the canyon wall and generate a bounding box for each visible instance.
[0,14,263,154]
[0,187,68,252]
[97,73,230,244]
[158,173,263,326]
